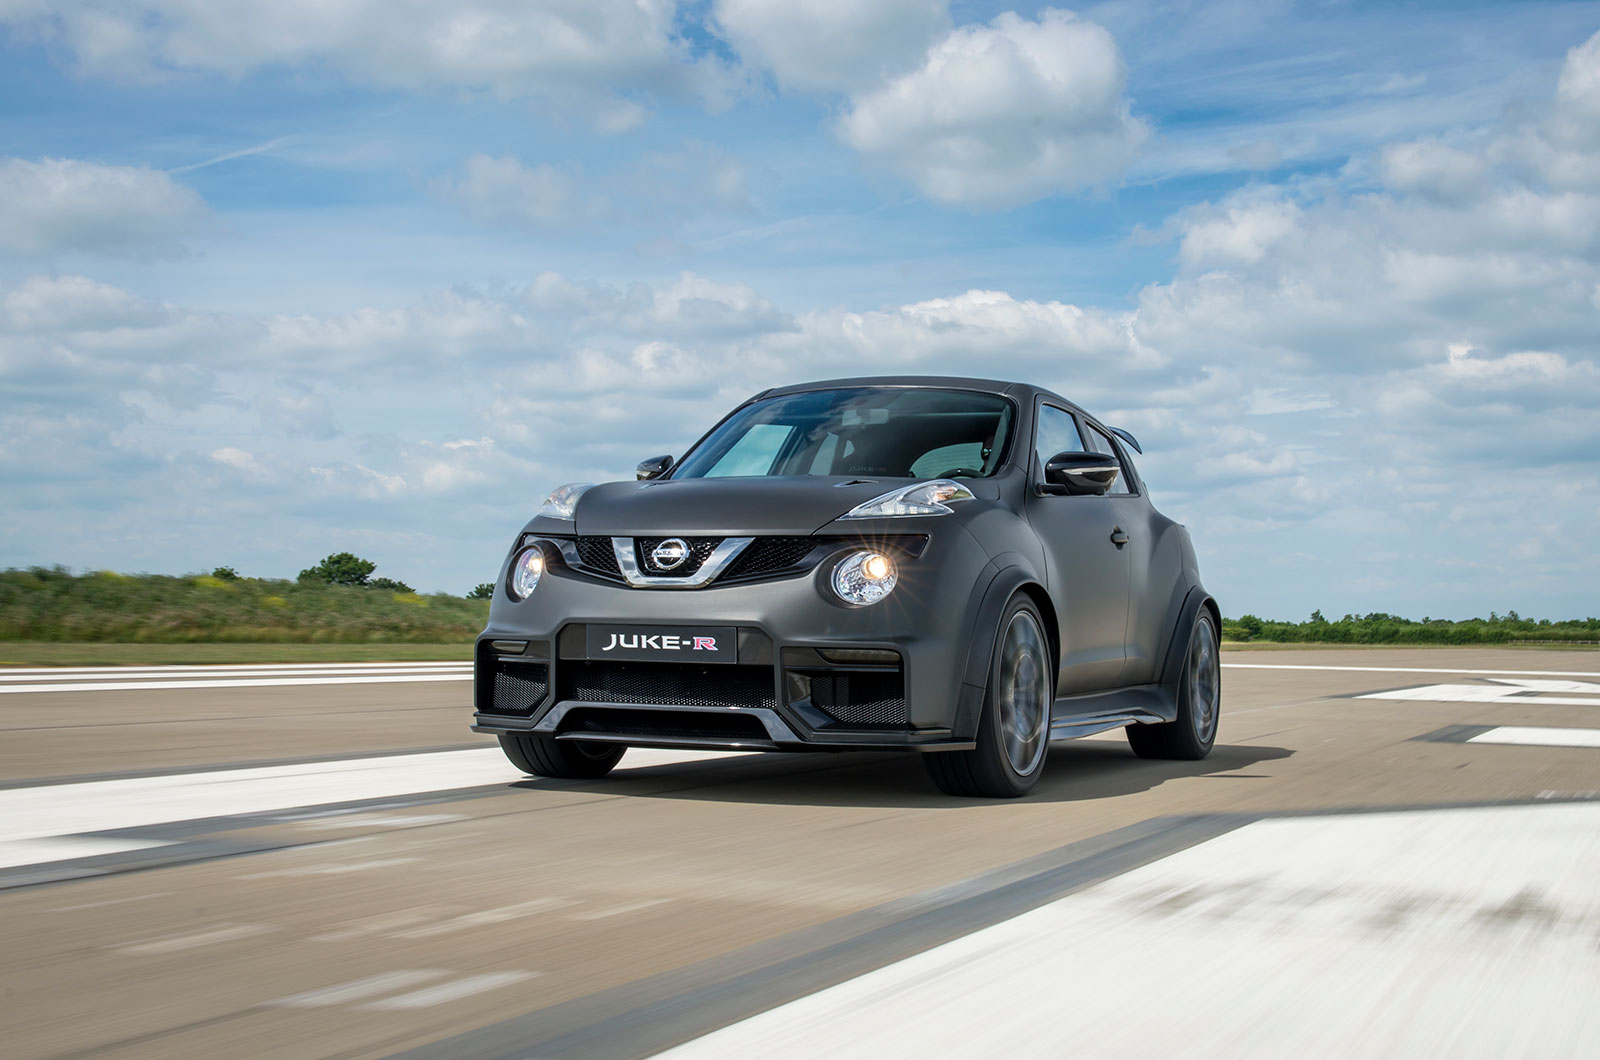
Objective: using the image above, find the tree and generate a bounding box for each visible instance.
[467,583,495,599]
[298,552,376,586]
[369,577,414,593]
[211,566,240,580]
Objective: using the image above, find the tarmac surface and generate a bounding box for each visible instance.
[3,648,1598,1059]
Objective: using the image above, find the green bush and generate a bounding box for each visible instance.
[467,583,495,599]
[1220,610,1600,645]
[298,552,377,586]
[0,568,489,643]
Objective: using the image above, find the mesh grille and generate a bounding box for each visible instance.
[487,662,549,715]
[809,671,908,727]
[722,537,819,581]
[560,707,768,741]
[575,537,621,575]
[636,536,721,576]
[559,661,777,710]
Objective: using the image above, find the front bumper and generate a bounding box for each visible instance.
[471,532,991,752]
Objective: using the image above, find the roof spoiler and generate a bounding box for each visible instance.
[1109,426,1142,454]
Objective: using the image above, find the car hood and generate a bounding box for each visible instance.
[573,477,908,536]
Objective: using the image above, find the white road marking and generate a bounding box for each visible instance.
[297,813,468,831]
[0,663,469,682]
[390,897,578,938]
[267,970,450,1008]
[652,802,1600,1060]
[1470,726,1600,749]
[571,898,669,920]
[1360,678,1600,706]
[0,674,473,694]
[0,836,171,869]
[1224,662,1600,678]
[0,747,747,871]
[117,924,272,955]
[364,971,537,1010]
[0,659,467,675]
[237,857,421,879]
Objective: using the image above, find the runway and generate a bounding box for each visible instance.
[3,648,1598,1058]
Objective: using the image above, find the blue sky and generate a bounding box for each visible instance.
[2,0,1598,619]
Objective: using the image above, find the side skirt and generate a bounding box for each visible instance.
[1048,683,1175,742]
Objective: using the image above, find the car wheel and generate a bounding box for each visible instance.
[1127,610,1220,760]
[926,594,1053,798]
[498,733,626,779]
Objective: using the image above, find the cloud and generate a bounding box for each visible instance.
[3,0,733,113]
[0,158,208,257]
[837,9,1148,207]
[713,0,949,92]
[442,155,608,231]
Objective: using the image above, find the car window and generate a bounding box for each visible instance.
[910,442,986,478]
[1082,423,1133,495]
[673,387,1015,479]
[1033,405,1085,474]
[702,422,794,477]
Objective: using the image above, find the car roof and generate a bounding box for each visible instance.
[756,375,1088,417]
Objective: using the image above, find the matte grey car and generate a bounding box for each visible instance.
[473,376,1220,797]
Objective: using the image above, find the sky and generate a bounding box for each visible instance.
[1,0,1598,620]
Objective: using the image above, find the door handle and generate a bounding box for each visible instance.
[1110,526,1129,547]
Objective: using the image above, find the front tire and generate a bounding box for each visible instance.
[926,595,1053,798]
[499,733,626,779]
[1127,610,1220,760]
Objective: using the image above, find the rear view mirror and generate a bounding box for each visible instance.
[636,454,674,481]
[1042,451,1119,496]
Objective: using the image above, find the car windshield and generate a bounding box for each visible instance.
[671,387,1015,480]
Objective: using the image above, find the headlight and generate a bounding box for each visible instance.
[832,550,897,606]
[508,547,545,600]
[840,479,974,520]
[538,482,594,520]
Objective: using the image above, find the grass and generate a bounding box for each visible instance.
[1,567,488,645]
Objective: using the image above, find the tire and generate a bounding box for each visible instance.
[498,733,626,779]
[1127,609,1220,760]
[926,594,1053,798]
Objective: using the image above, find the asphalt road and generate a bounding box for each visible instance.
[3,649,1598,1059]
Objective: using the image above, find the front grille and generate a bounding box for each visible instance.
[722,537,819,581]
[559,707,769,742]
[484,661,549,715]
[809,671,908,727]
[558,660,778,710]
[636,536,721,576]
[575,537,621,576]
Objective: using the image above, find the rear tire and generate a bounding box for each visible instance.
[498,733,626,779]
[926,595,1053,798]
[1127,610,1220,760]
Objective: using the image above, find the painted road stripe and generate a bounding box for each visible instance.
[366,971,537,1010]
[0,665,468,683]
[0,662,467,676]
[268,970,450,1008]
[1469,726,1600,748]
[1360,678,1600,706]
[117,924,273,955]
[1224,663,1600,677]
[0,747,747,868]
[0,673,474,694]
[650,802,1600,1060]
[0,836,171,870]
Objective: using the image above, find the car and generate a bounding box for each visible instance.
[472,376,1220,797]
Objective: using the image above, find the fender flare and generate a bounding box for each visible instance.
[1156,584,1219,712]
[954,557,1051,739]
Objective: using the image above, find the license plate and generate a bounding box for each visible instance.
[586,624,738,664]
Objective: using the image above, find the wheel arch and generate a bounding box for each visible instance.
[1156,583,1219,713]
[954,557,1052,739]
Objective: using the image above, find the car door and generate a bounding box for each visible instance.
[1023,403,1129,696]
[1080,421,1164,685]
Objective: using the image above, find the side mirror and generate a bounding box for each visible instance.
[636,454,674,481]
[1043,451,1120,496]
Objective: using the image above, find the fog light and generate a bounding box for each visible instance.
[832,550,897,606]
[508,547,545,600]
